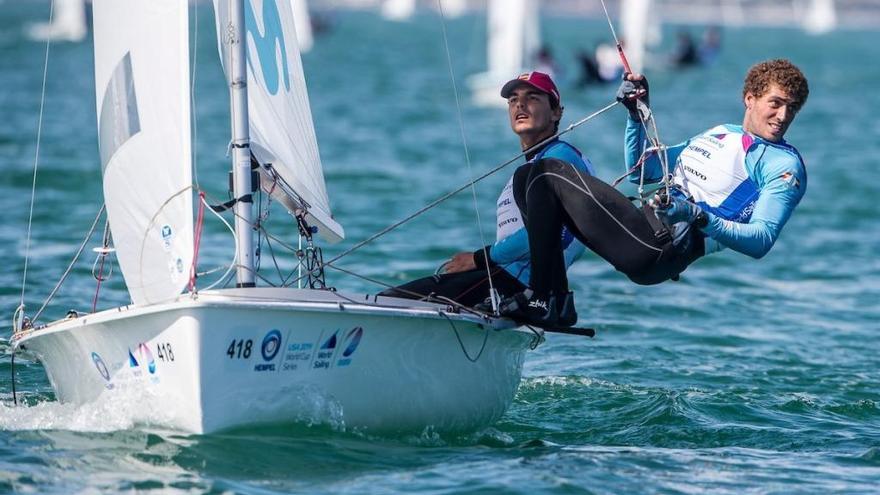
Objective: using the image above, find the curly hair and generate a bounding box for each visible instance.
[742,59,809,112]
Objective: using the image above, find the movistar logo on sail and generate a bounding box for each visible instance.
[244,0,290,95]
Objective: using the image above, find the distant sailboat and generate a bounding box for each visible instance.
[382,0,416,21]
[27,0,87,42]
[468,0,540,107]
[11,0,539,434]
[437,0,467,18]
[620,0,661,73]
[801,0,837,35]
[719,0,746,27]
[291,0,313,53]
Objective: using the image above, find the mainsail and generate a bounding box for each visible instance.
[213,0,343,242]
[92,0,193,305]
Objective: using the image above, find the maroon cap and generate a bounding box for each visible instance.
[500,71,561,106]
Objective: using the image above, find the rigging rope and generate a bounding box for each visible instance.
[599,0,634,74]
[190,192,207,292]
[91,221,112,313]
[18,0,57,316]
[30,204,106,325]
[436,0,498,310]
[194,189,238,292]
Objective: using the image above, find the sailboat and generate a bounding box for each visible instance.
[26,0,88,42]
[801,0,837,35]
[436,0,467,18]
[381,0,416,21]
[620,0,661,74]
[468,0,540,107]
[292,0,313,53]
[11,0,540,434]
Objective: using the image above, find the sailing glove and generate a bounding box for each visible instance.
[616,76,650,120]
[655,195,702,225]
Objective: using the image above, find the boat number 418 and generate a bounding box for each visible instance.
[156,342,175,362]
[227,339,253,359]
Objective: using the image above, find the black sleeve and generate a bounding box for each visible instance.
[472,245,496,269]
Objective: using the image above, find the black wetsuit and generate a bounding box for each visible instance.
[511,158,705,294]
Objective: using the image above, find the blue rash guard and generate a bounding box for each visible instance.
[488,139,596,285]
[625,117,807,258]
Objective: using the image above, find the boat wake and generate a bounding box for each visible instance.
[0,383,350,434]
[0,387,179,433]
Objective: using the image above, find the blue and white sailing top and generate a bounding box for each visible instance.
[625,119,807,258]
[490,139,596,284]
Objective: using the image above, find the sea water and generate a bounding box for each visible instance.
[1,3,878,493]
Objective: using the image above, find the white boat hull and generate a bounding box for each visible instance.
[13,288,539,434]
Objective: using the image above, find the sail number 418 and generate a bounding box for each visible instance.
[227,339,253,359]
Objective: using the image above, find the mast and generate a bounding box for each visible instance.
[228,0,256,287]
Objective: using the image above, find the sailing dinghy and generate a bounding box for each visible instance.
[11,0,540,434]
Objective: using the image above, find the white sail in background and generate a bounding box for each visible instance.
[487,0,537,77]
[292,0,313,53]
[802,0,837,34]
[213,0,343,242]
[92,0,193,305]
[27,0,87,42]
[438,0,466,18]
[523,0,540,70]
[470,0,539,106]
[382,0,416,21]
[621,0,658,73]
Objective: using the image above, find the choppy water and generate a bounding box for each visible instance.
[1,2,879,493]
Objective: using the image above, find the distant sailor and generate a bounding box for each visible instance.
[380,72,594,313]
[498,59,809,328]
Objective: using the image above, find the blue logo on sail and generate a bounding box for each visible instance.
[244,0,290,95]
